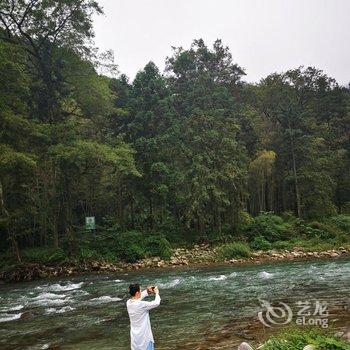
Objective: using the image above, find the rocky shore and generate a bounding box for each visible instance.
[196,298,350,349]
[1,245,349,283]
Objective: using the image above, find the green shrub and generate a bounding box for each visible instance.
[22,247,68,264]
[102,251,119,262]
[261,327,350,350]
[245,212,292,242]
[272,240,294,250]
[78,247,101,260]
[288,238,342,252]
[307,221,344,239]
[115,231,145,263]
[216,242,251,260]
[47,249,69,263]
[76,230,173,263]
[330,214,350,233]
[280,211,300,224]
[250,235,272,250]
[144,235,172,260]
[236,210,253,232]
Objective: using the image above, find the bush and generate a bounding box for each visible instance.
[144,235,172,260]
[216,242,251,260]
[78,247,101,260]
[261,327,349,350]
[236,210,253,232]
[22,247,68,264]
[297,238,343,252]
[280,211,299,223]
[307,221,345,239]
[103,251,119,262]
[272,240,294,250]
[75,230,173,263]
[115,231,145,263]
[245,212,292,242]
[46,249,69,263]
[330,214,350,233]
[250,236,272,250]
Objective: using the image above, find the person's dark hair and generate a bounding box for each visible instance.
[129,283,141,296]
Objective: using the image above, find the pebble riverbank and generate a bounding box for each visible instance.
[1,244,349,282]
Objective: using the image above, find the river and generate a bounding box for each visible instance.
[0,258,349,349]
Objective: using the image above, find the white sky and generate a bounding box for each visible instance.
[93,0,350,85]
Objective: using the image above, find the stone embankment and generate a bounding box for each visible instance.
[1,245,349,282]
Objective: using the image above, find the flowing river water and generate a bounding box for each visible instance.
[0,258,349,350]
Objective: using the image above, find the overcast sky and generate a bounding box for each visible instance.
[93,0,350,85]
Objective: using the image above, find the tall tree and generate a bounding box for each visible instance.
[255,67,348,218]
[0,0,103,121]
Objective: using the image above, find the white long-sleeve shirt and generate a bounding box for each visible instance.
[126,290,161,350]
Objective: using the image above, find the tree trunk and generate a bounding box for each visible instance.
[53,215,59,249]
[0,179,22,263]
[130,197,135,229]
[290,134,302,218]
[117,182,124,229]
[149,197,154,230]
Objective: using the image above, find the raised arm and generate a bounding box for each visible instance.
[141,287,161,310]
[140,289,148,300]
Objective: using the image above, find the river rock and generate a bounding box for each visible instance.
[157,261,165,267]
[303,345,316,350]
[238,342,253,350]
[334,331,344,338]
[341,329,350,342]
[20,311,31,320]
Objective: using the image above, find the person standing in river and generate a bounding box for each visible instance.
[126,283,161,350]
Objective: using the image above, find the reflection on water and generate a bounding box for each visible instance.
[0,258,349,349]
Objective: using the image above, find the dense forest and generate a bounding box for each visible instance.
[0,0,349,265]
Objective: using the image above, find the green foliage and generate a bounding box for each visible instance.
[294,216,349,242]
[33,230,175,265]
[144,235,172,260]
[306,221,344,239]
[271,236,348,252]
[216,242,251,259]
[236,210,254,232]
[78,247,101,261]
[245,212,292,242]
[245,214,350,252]
[113,231,145,263]
[250,235,272,250]
[272,240,294,250]
[113,232,173,262]
[288,238,336,252]
[261,328,350,350]
[0,144,36,173]
[0,0,349,266]
[330,214,350,233]
[22,247,68,264]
